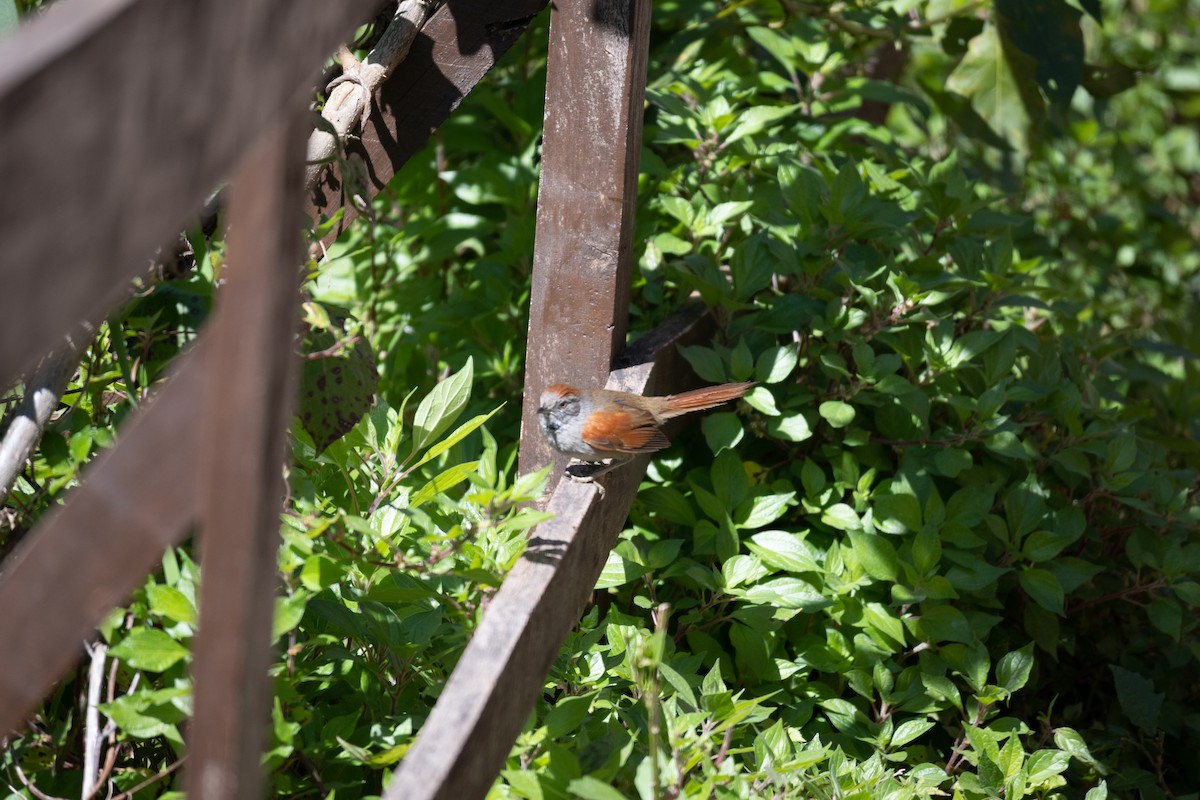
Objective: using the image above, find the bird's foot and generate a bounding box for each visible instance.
[564,461,620,498]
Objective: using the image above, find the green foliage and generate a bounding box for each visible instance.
[4,0,1200,798]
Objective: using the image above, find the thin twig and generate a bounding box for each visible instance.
[0,343,82,498]
[82,641,108,800]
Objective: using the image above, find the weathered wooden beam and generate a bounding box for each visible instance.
[0,0,549,739]
[518,0,654,480]
[307,0,550,245]
[184,118,308,800]
[387,305,712,800]
[0,0,378,387]
[0,346,204,735]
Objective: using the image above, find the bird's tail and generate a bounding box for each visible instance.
[662,382,755,418]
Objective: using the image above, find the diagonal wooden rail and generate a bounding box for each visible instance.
[389,0,654,794]
[0,0,547,740]
[0,0,377,386]
[388,308,710,800]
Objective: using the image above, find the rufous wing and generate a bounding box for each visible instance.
[582,407,671,454]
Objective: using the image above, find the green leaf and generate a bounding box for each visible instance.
[652,231,692,255]
[873,493,922,534]
[596,550,649,589]
[912,527,942,575]
[301,555,344,592]
[567,776,630,800]
[703,412,745,452]
[864,602,907,648]
[659,661,699,709]
[110,629,190,672]
[723,555,767,588]
[1026,749,1071,785]
[744,385,780,416]
[823,503,861,531]
[1146,596,1182,640]
[919,604,973,644]
[986,430,1033,459]
[779,159,827,227]
[746,530,821,573]
[848,531,901,581]
[659,195,696,226]
[1104,430,1137,474]
[712,450,749,509]
[946,484,996,527]
[146,585,197,626]
[890,718,936,749]
[996,644,1035,692]
[731,338,754,381]
[741,577,830,611]
[997,732,1025,780]
[411,357,473,456]
[410,461,479,508]
[101,688,188,740]
[1021,528,1081,563]
[1018,568,1064,615]
[544,693,594,738]
[724,104,800,145]
[945,25,1045,151]
[996,0,1085,107]
[818,400,856,428]
[1109,666,1164,732]
[738,491,794,529]
[756,345,798,384]
[639,486,697,525]
[707,200,754,228]
[730,622,775,681]
[934,448,973,477]
[272,593,308,640]
[1053,727,1105,773]
[945,329,1005,370]
[298,327,378,453]
[679,345,727,384]
[413,405,503,469]
[766,412,812,442]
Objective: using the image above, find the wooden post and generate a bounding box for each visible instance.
[184,118,307,800]
[386,308,712,800]
[0,0,547,738]
[518,0,653,481]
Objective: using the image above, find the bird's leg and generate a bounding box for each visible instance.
[563,456,631,498]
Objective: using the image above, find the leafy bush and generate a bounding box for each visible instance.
[3,1,1199,799]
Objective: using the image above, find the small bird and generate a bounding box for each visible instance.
[537,381,754,487]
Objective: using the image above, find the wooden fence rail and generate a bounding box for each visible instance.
[0,0,689,796]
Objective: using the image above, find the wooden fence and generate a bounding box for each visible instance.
[0,0,706,796]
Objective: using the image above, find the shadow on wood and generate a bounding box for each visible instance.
[385,306,713,800]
